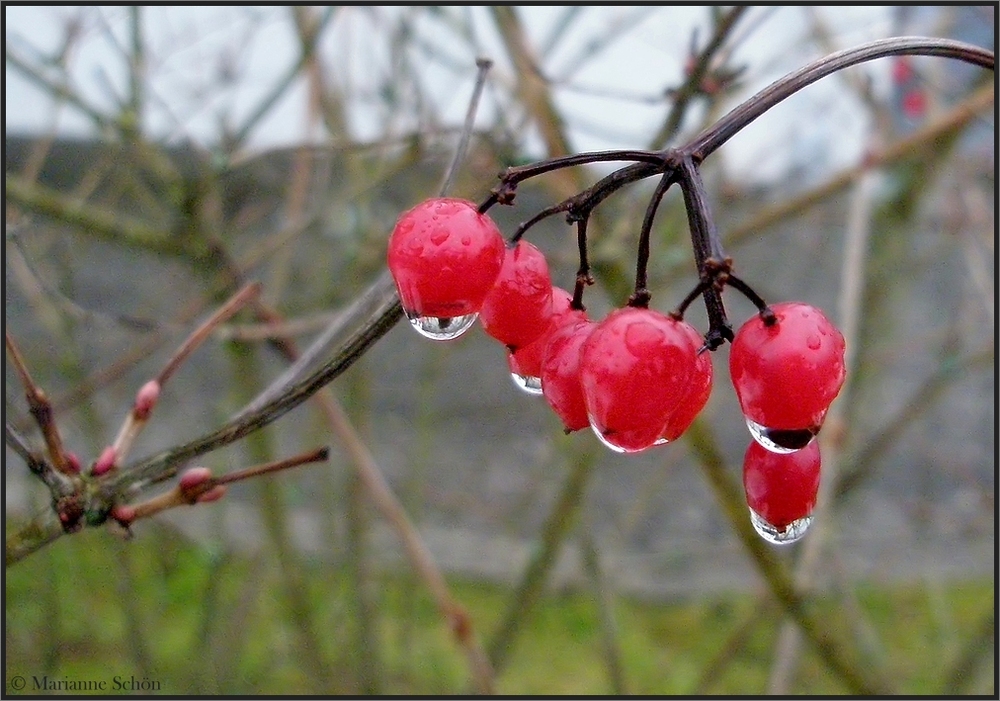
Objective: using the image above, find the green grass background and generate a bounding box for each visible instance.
[5,522,993,696]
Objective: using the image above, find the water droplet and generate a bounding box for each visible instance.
[745,417,815,454]
[407,312,477,340]
[510,372,542,395]
[749,507,813,544]
[430,228,450,245]
[807,333,822,350]
[589,415,668,453]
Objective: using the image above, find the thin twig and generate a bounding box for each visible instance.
[650,5,749,149]
[6,331,72,475]
[227,6,337,150]
[438,57,493,197]
[119,447,330,523]
[157,282,262,386]
[5,175,189,259]
[691,37,994,160]
[723,83,995,249]
[106,282,261,471]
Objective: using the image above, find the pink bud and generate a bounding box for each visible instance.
[196,485,227,503]
[65,451,82,474]
[91,446,117,476]
[179,466,214,491]
[133,380,161,421]
[110,504,136,525]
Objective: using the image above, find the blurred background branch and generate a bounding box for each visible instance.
[5,6,993,695]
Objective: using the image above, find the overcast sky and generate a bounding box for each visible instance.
[6,6,904,183]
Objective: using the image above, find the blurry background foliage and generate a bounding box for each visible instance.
[5,5,994,696]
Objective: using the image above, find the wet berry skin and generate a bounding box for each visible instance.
[580,306,699,453]
[540,319,595,432]
[479,240,554,350]
[507,286,587,382]
[742,438,821,530]
[662,323,713,442]
[729,301,846,432]
[387,197,505,319]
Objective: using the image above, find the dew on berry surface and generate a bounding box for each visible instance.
[507,346,544,395]
[542,320,596,432]
[479,240,554,349]
[749,508,813,545]
[745,416,816,453]
[729,301,846,432]
[505,285,586,397]
[589,419,668,454]
[387,197,505,324]
[743,438,820,544]
[510,369,543,394]
[407,312,478,341]
[506,344,544,395]
[580,306,698,453]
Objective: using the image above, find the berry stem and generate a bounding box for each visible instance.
[508,202,568,245]
[629,170,676,308]
[671,278,712,320]
[503,150,664,187]
[478,151,665,213]
[567,161,662,219]
[725,273,776,325]
[571,218,593,311]
[676,155,732,348]
[501,161,664,246]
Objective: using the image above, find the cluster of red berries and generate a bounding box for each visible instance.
[387,196,847,543]
[731,301,845,542]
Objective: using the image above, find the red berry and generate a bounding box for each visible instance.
[540,319,595,432]
[662,324,713,442]
[729,302,846,444]
[479,240,554,349]
[742,438,821,543]
[387,197,505,338]
[507,344,545,394]
[891,55,914,85]
[901,89,927,119]
[507,286,587,392]
[580,306,699,453]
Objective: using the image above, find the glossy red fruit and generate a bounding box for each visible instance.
[662,324,713,442]
[387,197,505,320]
[479,240,554,349]
[580,306,699,453]
[540,319,595,432]
[901,89,927,119]
[729,302,846,434]
[742,438,821,535]
[507,287,587,391]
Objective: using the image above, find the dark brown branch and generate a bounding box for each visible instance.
[676,155,732,348]
[690,36,995,160]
